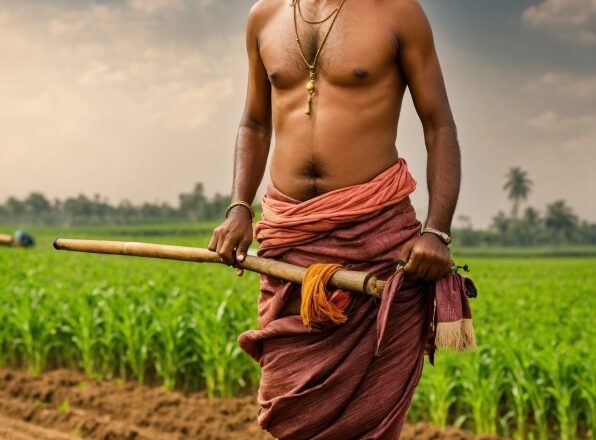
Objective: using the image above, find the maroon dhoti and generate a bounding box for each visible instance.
[238,159,474,439]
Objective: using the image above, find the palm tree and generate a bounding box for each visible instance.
[519,206,542,245]
[545,200,578,243]
[503,167,533,218]
[522,206,541,228]
[491,211,510,237]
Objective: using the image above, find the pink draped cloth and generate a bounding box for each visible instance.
[238,158,474,440]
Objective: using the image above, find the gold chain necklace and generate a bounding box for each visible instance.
[292,0,348,115]
[297,0,339,24]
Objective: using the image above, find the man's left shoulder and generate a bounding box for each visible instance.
[377,0,432,43]
[377,0,430,31]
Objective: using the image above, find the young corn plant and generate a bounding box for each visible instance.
[118,296,154,384]
[104,287,130,379]
[194,290,236,398]
[151,289,197,390]
[9,288,59,374]
[423,357,459,428]
[578,372,595,438]
[542,352,582,440]
[63,295,100,376]
[461,348,504,435]
[524,359,550,440]
[501,346,531,440]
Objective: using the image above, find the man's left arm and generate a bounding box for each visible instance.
[395,0,460,281]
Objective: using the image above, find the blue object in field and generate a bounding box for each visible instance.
[13,230,35,248]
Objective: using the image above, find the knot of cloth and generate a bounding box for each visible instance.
[300,262,349,328]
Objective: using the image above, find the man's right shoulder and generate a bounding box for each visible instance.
[248,0,282,26]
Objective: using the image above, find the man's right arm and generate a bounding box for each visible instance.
[208,3,272,268]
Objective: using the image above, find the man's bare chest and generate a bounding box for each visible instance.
[259,4,399,90]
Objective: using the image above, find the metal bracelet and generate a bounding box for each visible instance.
[421,227,452,244]
[225,201,255,221]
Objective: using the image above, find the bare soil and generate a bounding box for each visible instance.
[0,368,501,440]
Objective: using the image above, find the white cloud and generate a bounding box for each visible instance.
[525,72,596,99]
[561,133,596,152]
[128,0,182,14]
[525,71,596,154]
[48,17,84,36]
[0,0,247,204]
[522,0,596,45]
[127,0,213,14]
[527,111,596,153]
[527,110,596,131]
[527,111,558,129]
[0,1,240,125]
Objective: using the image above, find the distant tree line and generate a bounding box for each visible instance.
[2,169,594,246]
[0,183,232,226]
[452,167,595,246]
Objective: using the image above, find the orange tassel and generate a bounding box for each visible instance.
[301,263,347,329]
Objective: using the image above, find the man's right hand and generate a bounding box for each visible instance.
[208,206,254,276]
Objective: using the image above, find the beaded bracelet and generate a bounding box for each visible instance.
[225,201,255,221]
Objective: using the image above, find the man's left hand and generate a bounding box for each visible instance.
[398,233,451,281]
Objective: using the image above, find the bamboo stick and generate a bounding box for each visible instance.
[53,238,386,297]
[0,234,13,246]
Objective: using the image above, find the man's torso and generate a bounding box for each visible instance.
[257,0,407,201]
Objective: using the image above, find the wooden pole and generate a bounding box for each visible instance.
[53,238,386,297]
[0,234,13,246]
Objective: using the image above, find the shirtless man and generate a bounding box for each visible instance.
[209,0,458,284]
[209,2,465,436]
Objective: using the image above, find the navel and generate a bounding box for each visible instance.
[298,155,326,182]
[302,160,323,179]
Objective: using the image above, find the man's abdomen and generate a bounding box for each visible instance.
[269,96,403,201]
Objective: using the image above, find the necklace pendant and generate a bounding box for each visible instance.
[306,80,315,91]
[305,93,313,115]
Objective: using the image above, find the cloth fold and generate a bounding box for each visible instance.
[237,158,476,440]
[256,158,417,249]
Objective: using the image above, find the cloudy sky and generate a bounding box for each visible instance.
[1,0,594,228]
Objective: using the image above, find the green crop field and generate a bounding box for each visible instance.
[0,225,594,439]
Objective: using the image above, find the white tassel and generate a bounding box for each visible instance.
[435,319,476,351]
